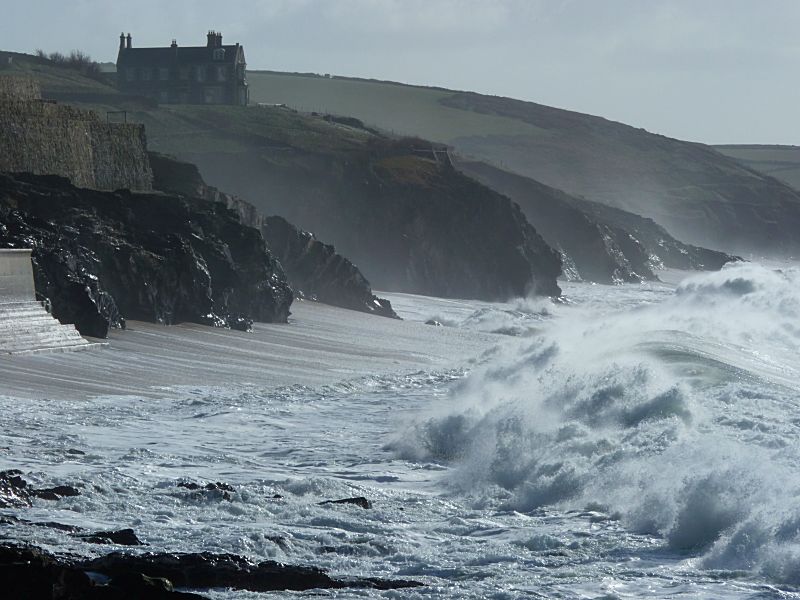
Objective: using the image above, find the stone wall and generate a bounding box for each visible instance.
[0,249,35,302]
[0,76,152,191]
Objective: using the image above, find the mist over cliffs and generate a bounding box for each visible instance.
[248,72,800,257]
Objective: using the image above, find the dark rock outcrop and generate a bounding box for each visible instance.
[263,216,398,318]
[149,152,399,317]
[176,481,234,502]
[319,496,372,509]
[78,529,144,546]
[0,172,293,336]
[0,543,422,598]
[458,160,738,283]
[0,470,80,508]
[0,544,206,600]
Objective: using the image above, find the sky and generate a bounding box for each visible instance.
[4,0,800,145]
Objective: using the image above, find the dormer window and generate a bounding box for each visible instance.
[213,48,225,61]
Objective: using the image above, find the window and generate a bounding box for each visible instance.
[212,48,225,61]
[204,88,218,104]
[158,90,169,104]
[159,68,169,81]
[141,68,152,81]
[179,67,189,80]
[217,66,226,81]
[125,68,136,82]
[195,66,206,82]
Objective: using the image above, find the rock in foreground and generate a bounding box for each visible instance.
[0,543,423,599]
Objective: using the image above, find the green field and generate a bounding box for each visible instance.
[247,71,544,141]
[0,51,116,95]
[714,145,800,190]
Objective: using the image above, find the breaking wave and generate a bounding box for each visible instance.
[395,263,800,583]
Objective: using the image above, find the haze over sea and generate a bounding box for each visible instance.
[3,261,799,598]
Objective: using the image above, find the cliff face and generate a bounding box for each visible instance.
[0,173,292,337]
[149,152,398,317]
[182,135,563,300]
[262,216,397,318]
[458,160,737,283]
[0,76,152,191]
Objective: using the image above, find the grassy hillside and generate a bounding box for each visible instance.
[248,71,800,256]
[248,71,545,140]
[715,145,800,191]
[0,51,115,96]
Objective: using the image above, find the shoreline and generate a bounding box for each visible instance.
[0,299,501,401]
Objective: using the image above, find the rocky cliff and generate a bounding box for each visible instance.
[0,172,292,337]
[458,160,737,283]
[262,216,397,318]
[175,129,563,300]
[0,76,152,191]
[9,62,565,301]
[149,152,398,317]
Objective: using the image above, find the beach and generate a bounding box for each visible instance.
[0,299,500,400]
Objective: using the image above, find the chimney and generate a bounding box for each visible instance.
[216,32,223,47]
[126,33,132,49]
[119,32,125,51]
[171,39,178,48]
[207,30,215,47]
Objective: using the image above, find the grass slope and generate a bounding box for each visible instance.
[248,71,800,255]
[715,145,800,191]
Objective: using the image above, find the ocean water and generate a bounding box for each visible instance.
[2,261,800,598]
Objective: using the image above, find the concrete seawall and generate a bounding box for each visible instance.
[0,249,101,355]
[0,75,153,191]
[0,248,35,302]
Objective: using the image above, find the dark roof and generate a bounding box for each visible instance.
[117,45,244,67]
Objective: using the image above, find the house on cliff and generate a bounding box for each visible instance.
[116,31,248,106]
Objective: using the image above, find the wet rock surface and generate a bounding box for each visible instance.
[0,172,293,337]
[176,481,235,502]
[77,529,144,546]
[0,470,80,508]
[0,543,423,598]
[319,496,373,509]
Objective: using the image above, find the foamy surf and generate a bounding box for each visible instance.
[2,262,800,598]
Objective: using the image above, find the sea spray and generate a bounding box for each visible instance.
[394,263,800,582]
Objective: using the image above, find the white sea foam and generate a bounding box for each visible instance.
[3,263,800,598]
[395,262,800,584]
